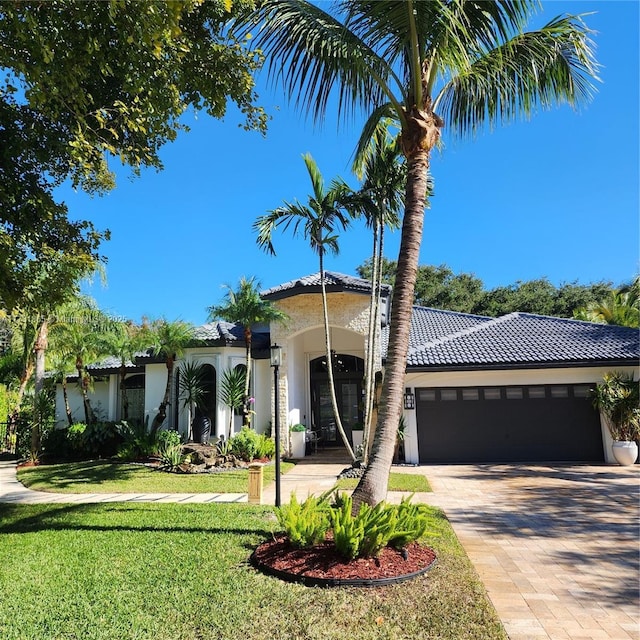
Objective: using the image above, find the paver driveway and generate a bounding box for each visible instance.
[419,464,639,640]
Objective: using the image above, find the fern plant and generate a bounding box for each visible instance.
[276,493,331,548]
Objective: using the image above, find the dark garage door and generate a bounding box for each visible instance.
[416,384,604,463]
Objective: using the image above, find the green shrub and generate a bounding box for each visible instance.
[230,426,260,462]
[156,429,182,451]
[255,433,275,460]
[327,493,433,560]
[158,443,188,471]
[276,493,331,548]
[115,421,157,460]
[67,422,87,453]
[290,423,306,432]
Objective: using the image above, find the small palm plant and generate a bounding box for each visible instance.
[178,361,207,441]
[220,367,246,440]
[592,372,640,442]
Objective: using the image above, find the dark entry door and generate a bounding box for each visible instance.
[310,354,364,445]
[416,384,604,463]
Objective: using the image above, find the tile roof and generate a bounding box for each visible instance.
[381,306,492,356]
[261,271,391,300]
[404,312,639,369]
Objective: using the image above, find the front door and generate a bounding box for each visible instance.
[310,354,363,446]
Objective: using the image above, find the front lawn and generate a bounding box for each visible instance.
[0,503,506,640]
[334,471,431,492]
[17,460,295,494]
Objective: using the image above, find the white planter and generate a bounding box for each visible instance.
[611,441,638,466]
[290,431,306,458]
[352,430,363,450]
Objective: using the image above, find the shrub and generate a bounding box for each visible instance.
[387,496,432,549]
[290,424,306,432]
[255,433,275,460]
[276,493,331,548]
[116,421,157,460]
[67,422,87,453]
[158,443,188,471]
[230,427,257,461]
[156,429,182,451]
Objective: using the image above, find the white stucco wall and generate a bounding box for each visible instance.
[403,365,639,465]
[54,378,111,427]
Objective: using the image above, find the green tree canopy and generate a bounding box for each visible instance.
[1,0,265,309]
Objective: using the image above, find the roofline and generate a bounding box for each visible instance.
[405,358,639,373]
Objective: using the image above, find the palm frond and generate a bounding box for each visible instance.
[434,14,599,137]
[243,0,400,125]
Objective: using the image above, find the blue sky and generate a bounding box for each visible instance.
[60,1,639,326]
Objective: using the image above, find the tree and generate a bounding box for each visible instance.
[104,321,148,422]
[178,360,208,441]
[254,154,359,461]
[1,0,265,309]
[145,319,196,435]
[573,277,640,328]
[246,0,598,506]
[208,276,288,427]
[352,128,405,463]
[49,298,116,425]
[220,367,247,440]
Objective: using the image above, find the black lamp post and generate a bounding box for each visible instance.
[270,344,282,507]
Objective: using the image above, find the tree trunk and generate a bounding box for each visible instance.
[320,258,356,462]
[62,376,73,426]
[243,327,252,427]
[77,357,96,425]
[151,356,174,435]
[33,319,48,395]
[119,363,129,421]
[352,142,432,508]
[7,359,34,452]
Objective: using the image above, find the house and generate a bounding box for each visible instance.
[56,272,639,464]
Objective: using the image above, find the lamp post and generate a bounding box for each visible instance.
[270,344,282,507]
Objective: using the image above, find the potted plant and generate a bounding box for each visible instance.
[290,424,306,458]
[592,372,640,466]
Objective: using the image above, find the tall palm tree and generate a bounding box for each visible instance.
[245,0,598,506]
[145,318,196,435]
[353,127,406,463]
[254,153,359,461]
[208,276,288,427]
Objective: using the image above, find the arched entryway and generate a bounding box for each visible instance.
[193,363,217,438]
[309,354,364,446]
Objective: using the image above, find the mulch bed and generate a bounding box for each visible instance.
[251,535,437,587]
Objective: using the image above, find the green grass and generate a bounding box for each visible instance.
[0,502,506,640]
[334,471,431,492]
[17,460,295,494]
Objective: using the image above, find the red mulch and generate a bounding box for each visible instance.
[252,535,436,583]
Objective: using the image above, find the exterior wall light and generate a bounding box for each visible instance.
[403,388,416,410]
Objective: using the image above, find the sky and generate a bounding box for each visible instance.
[58,0,639,326]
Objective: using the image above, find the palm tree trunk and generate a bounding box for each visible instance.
[364,220,385,464]
[320,257,356,462]
[362,219,380,464]
[77,358,96,425]
[352,147,431,508]
[243,327,252,427]
[151,357,174,435]
[119,363,129,421]
[62,376,73,426]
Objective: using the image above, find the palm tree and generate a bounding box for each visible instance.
[573,276,639,328]
[254,153,359,461]
[245,0,598,506]
[49,300,114,425]
[208,276,288,427]
[145,318,196,435]
[220,367,246,440]
[104,321,148,422]
[178,360,208,440]
[353,126,406,463]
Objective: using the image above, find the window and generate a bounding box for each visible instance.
[527,386,546,399]
[440,389,458,401]
[483,388,501,400]
[573,385,591,398]
[550,386,569,398]
[505,387,523,400]
[418,389,436,402]
[461,388,479,401]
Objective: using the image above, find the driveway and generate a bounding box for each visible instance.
[414,464,639,640]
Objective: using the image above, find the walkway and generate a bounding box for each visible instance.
[1,457,638,639]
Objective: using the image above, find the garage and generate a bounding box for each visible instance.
[416,383,604,463]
